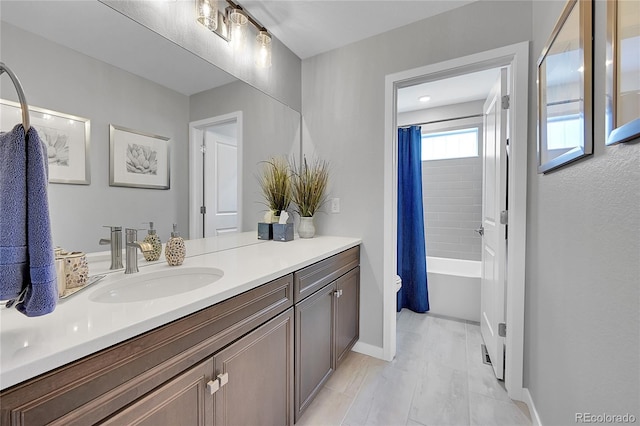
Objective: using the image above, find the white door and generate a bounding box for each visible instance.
[480,67,508,380]
[204,126,238,236]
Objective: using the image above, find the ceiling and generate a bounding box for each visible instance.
[397,68,501,113]
[244,0,478,59]
[0,1,237,96]
[1,0,483,99]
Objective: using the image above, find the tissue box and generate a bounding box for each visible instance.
[273,223,294,242]
[258,222,273,240]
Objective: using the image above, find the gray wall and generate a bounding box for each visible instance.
[190,81,301,231]
[102,0,302,112]
[1,23,190,252]
[302,1,532,348]
[400,101,484,261]
[524,1,639,423]
[303,0,639,421]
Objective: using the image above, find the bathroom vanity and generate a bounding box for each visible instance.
[0,236,360,425]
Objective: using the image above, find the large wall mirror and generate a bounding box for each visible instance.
[0,1,301,253]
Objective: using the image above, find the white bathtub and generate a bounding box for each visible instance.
[427,256,481,322]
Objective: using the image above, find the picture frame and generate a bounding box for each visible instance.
[605,0,640,146]
[109,124,170,190]
[537,0,593,174]
[0,99,91,184]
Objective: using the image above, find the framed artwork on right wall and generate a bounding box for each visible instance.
[605,0,640,145]
[537,0,594,173]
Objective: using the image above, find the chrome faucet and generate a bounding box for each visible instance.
[99,226,123,270]
[125,228,154,274]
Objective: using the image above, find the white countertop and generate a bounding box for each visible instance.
[0,233,361,390]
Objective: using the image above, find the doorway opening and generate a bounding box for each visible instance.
[382,42,529,400]
[396,66,503,325]
[188,112,243,239]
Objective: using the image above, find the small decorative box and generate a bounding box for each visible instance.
[273,223,294,242]
[258,222,274,240]
[63,252,89,289]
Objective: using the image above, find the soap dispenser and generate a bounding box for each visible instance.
[165,223,186,266]
[142,222,162,261]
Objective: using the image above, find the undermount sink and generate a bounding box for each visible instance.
[89,267,224,303]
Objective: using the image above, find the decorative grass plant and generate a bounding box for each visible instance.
[290,156,329,217]
[258,157,292,217]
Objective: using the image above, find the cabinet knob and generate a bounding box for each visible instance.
[207,379,220,395]
[207,372,229,395]
[334,289,343,298]
[218,372,229,386]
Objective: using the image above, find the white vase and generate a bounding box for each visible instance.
[298,216,316,238]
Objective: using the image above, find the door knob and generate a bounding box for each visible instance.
[475,226,484,236]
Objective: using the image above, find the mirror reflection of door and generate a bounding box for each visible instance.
[203,121,238,237]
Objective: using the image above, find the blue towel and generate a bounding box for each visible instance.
[0,124,57,316]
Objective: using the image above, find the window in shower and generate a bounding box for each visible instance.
[421,127,479,161]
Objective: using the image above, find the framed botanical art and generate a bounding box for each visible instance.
[537,0,593,173]
[605,0,640,145]
[109,124,170,190]
[0,99,91,184]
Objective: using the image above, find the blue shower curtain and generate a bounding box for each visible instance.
[397,126,429,313]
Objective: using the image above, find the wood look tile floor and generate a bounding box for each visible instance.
[296,310,532,426]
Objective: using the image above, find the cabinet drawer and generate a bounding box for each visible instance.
[293,246,359,303]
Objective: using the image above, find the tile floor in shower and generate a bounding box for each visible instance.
[296,309,532,426]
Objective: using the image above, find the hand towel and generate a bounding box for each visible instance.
[0,124,57,316]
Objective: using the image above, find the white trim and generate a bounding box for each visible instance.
[383,73,398,362]
[352,341,385,360]
[188,111,243,240]
[523,388,543,426]
[383,41,529,398]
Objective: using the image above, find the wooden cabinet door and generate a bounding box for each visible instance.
[294,282,336,421]
[335,266,360,366]
[101,358,213,426]
[213,308,294,426]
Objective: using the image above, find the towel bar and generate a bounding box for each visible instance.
[0,62,30,132]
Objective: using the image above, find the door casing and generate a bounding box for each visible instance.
[189,111,243,239]
[376,41,529,401]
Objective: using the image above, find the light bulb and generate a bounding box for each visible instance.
[256,30,272,68]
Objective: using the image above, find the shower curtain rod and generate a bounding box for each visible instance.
[398,113,483,128]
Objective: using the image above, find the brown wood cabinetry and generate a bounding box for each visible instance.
[102,357,214,426]
[0,245,360,426]
[0,274,293,426]
[295,281,336,418]
[293,247,360,421]
[335,266,360,366]
[213,309,294,426]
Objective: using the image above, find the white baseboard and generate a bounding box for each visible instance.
[523,388,543,426]
[351,341,385,360]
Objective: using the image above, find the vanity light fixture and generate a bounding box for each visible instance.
[196,0,273,68]
[419,95,431,102]
[229,5,248,50]
[256,29,272,68]
[196,0,218,31]
[229,5,248,26]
